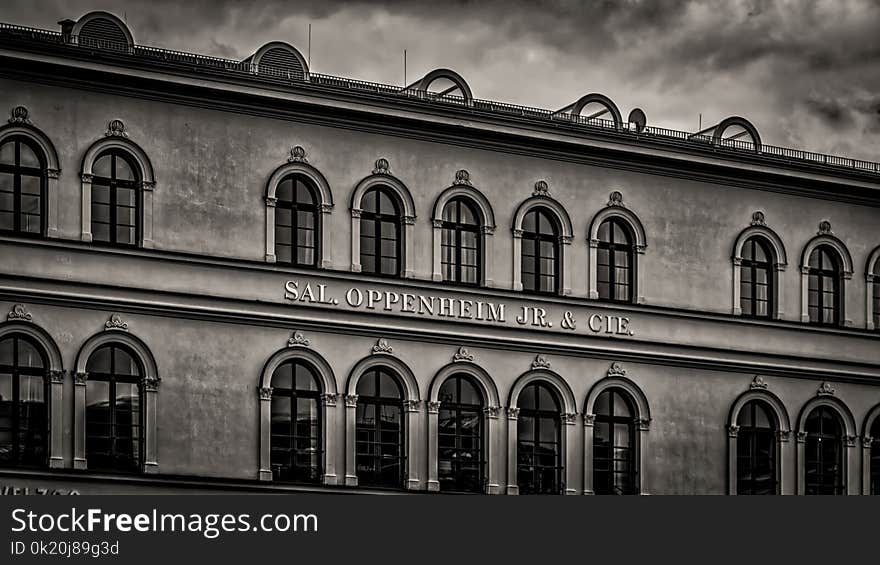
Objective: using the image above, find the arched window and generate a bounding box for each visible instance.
[360,186,402,277]
[91,150,141,246]
[872,419,879,495]
[807,245,841,325]
[596,218,634,302]
[736,400,777,494]
[521,208,559,294]
[270,360,322,483]
[85,344,142,472]
[804,406,845,495]
[740,237,773,318]
[274,175,319,267]
[593,388,637,494]
[355,368,405,487]
[516,382,562,494]
[873,261,880,331]
[0,136,46,236]
[438,374,484,492]
[441,198,481,285]
[0,334,48,467]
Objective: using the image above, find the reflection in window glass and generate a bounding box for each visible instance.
[355,368,404,487]
[270,360,322,483]
[0,334,47,467]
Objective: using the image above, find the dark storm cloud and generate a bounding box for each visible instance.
[3,0,879,160]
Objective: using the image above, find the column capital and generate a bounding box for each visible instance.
[321,393,338,407]
[74,371,88,386]
[48,369,65,384]
[141,375,161,392]
[507,407,520,421]
[259,386,273,400]
[427,400,441,414]
[344,394,358,408]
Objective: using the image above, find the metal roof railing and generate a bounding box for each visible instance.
[1,22,878,177]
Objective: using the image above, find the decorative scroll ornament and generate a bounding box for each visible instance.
[321,393,338,406]
[9,105,31,124]
[141,375,161,392]
[817,220,832,235]
[777,430,791,442]
[864,436,874,448]
[74,371,88,386]
[453,346,474,362]
[507,407,520,420]
[607,362,626,378]
[817,382,835,396]
[104,313,128,331]
[750,210,766,226]
[7,303,32,321]
[259,387,273,400]
[403,399,421,412]
[372,338,393,354]
[728,425,740,438]
[531,354,551,370]
[104,119,128,138]
[561,413,577,425]
[796,431,808,443]
[288,331,310,347]
[427,401,441,414]
[583,414,596,426]
[607,190,624,207]
[344,394,358,408]
[453,169,472,186]
[81,173,94,183]
[532,180,549,197]
[372,157,391,175]
[483,406,500,419]
[750,375,768,390]
[638,418,652,431]
[288,145,308,163]
[845,435,857,448]
[48,369,65,384]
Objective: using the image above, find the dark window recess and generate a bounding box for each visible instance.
[596,218,634,303]
[355,368,405,487]
[807,246,842,326]
[274,175,319,267]
[521,208,560,294]
[441,198,481,286]
[360,187,402,277]
[0,334,48,468]
[740,237,774,318]
[736,401,777,495]
[593,389,637,494]
[90,151,141,247]
[85,344,143,473]
[270,360,322,483]
[516,382,562,494]
[0,136,46,237]
[804,406,845,495]
[438,374,485,492]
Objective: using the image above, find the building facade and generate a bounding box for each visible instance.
[1,10,879,495]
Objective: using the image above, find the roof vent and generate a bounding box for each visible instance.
[244,42,308,80]
[72,11,134,50]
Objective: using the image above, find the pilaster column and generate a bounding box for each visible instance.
[511,230,523,291]
[403,216,416,279]
[485,406,501,494]
[319,204,333,269]
[258,386,273,480]
[405,399,421,490]
[426,400,441,491]
[727,424,739,495]
[506,407,519,495]
[73,371,88,469]
[48,369,65,468]
[350,210,362,273]
[431,220,443,282]
[862,436,873,495]
[344,394,359,486]
[80,174,93,242]
[583,413,595,494]
[587,238,599,299]
[731,257,742,315]
[562,412,577,494]
[482,225,496,288]
[264,197,277,263]
[321,393,338,485]
[141,375,160,473]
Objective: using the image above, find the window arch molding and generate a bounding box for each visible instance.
[582,374,651,495]
[247,41,309,78]
[426,360,501,493]
[587,201,647,303]
[73,327,159,473]
[511,187,574,294]
[861,402,880,495]
[865,246,880,331]
[349,162,417,278]
[794,394,857,495]
[0,316,65,468]
[1,120,62,237]
[798,230,853,326]
[726,388,791,495]
[431,180,496,285]
[80,134,156,247]
[731,222,788,318]
[71,11,135,47]
[342,353,421,489]
[264,160,334,267]
[257,346,338,484]
[506,368,577,494]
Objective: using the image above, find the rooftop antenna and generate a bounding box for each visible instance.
[307,23,312,67]
[403,49,407,87]
[698,113,702,132]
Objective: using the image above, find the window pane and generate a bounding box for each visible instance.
[93,155,112,178]
[0,142,14,165]
[115,157,135,181]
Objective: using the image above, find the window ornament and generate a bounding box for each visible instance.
[750,375,768,390]
[607,362,626,378]
[863,436,874,448]
[287,145,308,163]
[452,346,474,363]
[796,431,808,443]
[531,354,551,370]
[74,371,88,386]
[104,313,129,331]
[259,386,273,400]
[344,394,358,408]
[287,330,310,347]
[453,169,472,186]
[532,179,549,197]
[8,105,31,125]
[583,413,596,426]
[561,412,577,425]
[728,424,740,438]
[638,418,652,431]
[845,435,857,448]
[371,338,393,354]
[104,119,128,138]
[7,304,33,322]
[321,393,338,407]
[817,220,832,235]
[403,399,421,412]
[372,157,391,175]
[507,407,520,420]
[816,382,835,396]
[81,173,94,183]
[141,375,161,392]
[750,210,766,226]
[427,400,441,414]
[607,190,625,207]
[777,430,791,442]
[483,406,500,419]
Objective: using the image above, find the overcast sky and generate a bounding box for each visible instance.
[5,0,879,160]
